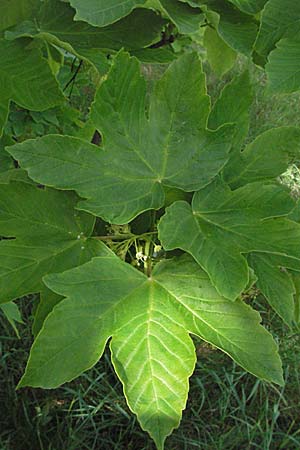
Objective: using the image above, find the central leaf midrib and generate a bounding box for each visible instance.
[146,282,160,415]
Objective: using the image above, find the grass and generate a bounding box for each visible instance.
[1,57,300,450]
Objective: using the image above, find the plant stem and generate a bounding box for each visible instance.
[144,210,157,277]
[144,240,152,277]
[93,231,158,241]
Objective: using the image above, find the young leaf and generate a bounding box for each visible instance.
[19,254,283,449]
[0,39,64,136]
[158,179,300,300]
[0,181,106,303]
[8,52,234,224]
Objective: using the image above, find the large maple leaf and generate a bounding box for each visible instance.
[8,51,234,224]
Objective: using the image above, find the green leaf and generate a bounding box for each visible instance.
[208,71,253,152]
[68,0,204,33]
[227,0,267,15]
[0,301,23,337]
[0,39,64,136]
[292,273,300,324]
[266,33,300,94]
[132,47,177,64]
[0,0,39,32]
[177,0,202,7]
[223,127,300,188]
[0,135,14,173]
[154,256,283,386]
[0,181,106,303]
[255,0,300,59]
[32,287,63,337]
[248,253,296,326]
[159,0,204,34]
[5,1,166,66]
[0,168,34,185]
[19,254,283,449]
[203,0,258,56]
[69,0,148,27]
[8,52,234,224]
[158,179,300,300]
[203,26,237,77]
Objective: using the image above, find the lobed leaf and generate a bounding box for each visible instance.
[19,254,283,448]
[8,51,234,224]
[158,179,300,300]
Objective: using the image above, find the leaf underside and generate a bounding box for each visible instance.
[19,254,283,449]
